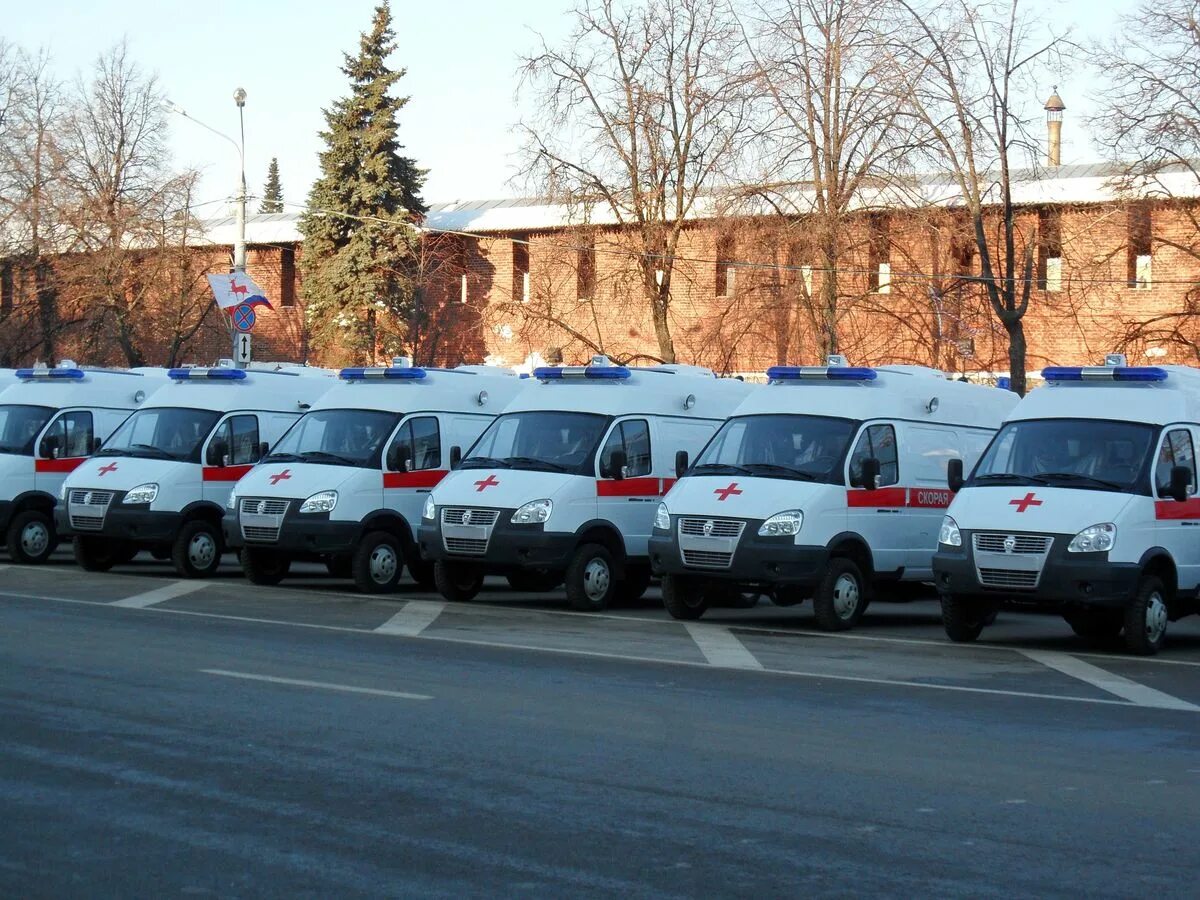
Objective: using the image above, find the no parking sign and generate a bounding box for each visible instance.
[232,304,256,332]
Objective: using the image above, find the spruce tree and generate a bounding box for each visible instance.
[299,4,427,362]
[259,158,283,213]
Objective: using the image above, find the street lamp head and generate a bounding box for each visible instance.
[233,87,247,108]
[163,99,187,116]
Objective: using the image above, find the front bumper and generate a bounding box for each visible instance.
[55,499,183,545]
[418,511,577,571]
[223,509,359,555]
[932,532,1140,608]
[648,527,829,588]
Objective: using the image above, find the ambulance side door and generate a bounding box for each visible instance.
[34,409,94,491]
[202,413,262,504]
[1151,425,1200,592]
[596,417,656,557]
[845,421,906,577]
[383,415,444,524]
[901,423,959,578]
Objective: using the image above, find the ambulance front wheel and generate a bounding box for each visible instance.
[73,535,120,572]
[812,558,868,631]
[6,510,57,564]
[565,543,617,611]
[434,560,484,602]
[352,531,404,593]
[614,563,652,605]
[240,547,291,585]
[940,594,994,643]
[407,557,436,591]
[1063,608,1123,641]
[1123,575,1169,656]
[661,574,709,620]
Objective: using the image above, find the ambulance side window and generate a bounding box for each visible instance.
[599,419,652,478]
[42,411,94,458]
[392,417,441,470]
[1157,429,1196,496]
[848,424,899,487]
[228,416,261,465]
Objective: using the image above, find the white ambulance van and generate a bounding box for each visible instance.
[649,359,1018,629]
[222,361,528,592]
[417,356,756,609]
[55,362,336,577]
[1,363,166,564]
[933,355,1200,655]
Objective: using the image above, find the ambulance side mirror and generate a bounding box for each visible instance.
[947,458,964,493]
[603,450,627,480]
[387,443,412,473]
[854,457,881,490]
[206,440,228,467]
[258,441,270,460]
[450,446,462,470]
[1169,465,1191,503]
[675,450,689,479]
[93,437,103,454]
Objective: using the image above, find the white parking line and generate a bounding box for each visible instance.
[685,623,764,670]
[110,581,209,609]
[201,669,433,701]
[375,600,446,637]
[1019,650,1200,712]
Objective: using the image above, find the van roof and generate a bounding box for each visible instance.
[310,366,530,415]
[0,366,169,410]
[731,364,1019,428]
[144,366,338,414]
[504,365,757,419]
[1012,365,1200,426]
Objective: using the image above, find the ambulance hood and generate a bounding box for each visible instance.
[663,474,828,519]
[65,457,193,492]
[233,462,361,499]
[948,485,1137,533]
[433,468,579,508]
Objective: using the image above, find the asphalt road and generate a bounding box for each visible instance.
[3,555,1200,897]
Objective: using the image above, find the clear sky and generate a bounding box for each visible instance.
[5,0,1133,215]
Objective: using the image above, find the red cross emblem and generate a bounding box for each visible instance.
[714,482,743,501]
[97,462,118,476]
[269,469,292,485]
[1009,492,1043,513]
[474,474,500,492]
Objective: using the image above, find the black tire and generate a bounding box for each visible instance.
[613,563,652,605]
[6,509,57,564]
[407,557,436,591]
[1123,575,1169,656]
[812,558,868,631]
[325,555,352,579]
[115,545,140,565]
[506,570,563,593]
[73,535,118,572]
[940,594,993,643]
[352,531,404,594]
[434,560,484,602]
[240,547,291,585]
[150,546,170,561]
[1063,608,1123,641]
[661,573,709,620]
[171,519,222,578]
[772,586,807,607]
[564,543,617,611]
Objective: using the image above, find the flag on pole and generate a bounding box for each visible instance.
[207,273,274,312]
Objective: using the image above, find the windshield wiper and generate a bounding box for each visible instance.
[691,463,754,476]
[460,455,510,469]
[743,463,819,481]
[503,456,571,473]
[263,452,303,462]
[1035,471,1126,490]
[132,443,178,460]
[973,473,1027,483]
[0,445,24,454]
[299,450,360,466]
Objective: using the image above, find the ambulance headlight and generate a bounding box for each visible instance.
[299,490,338,514]
[511,499,553,524]
[122,483,159,505]
[938,515,962,547]
[422,494,436,521]
[59,480,69,501]
[1068,522,1116,553]
[758,510,803,537]
[226,491,237,510]
[654,502,671,531]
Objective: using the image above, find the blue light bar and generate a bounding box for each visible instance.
[532,365,631,380]
[766,366,878,382]
[1042,366,1168,383]
[167,367,247,380]
[16,367,85,380]
[338,366,428,381]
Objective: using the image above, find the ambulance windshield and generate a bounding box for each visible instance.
[98,407,222,462]
[0,405,54,455]
[693,414,857,484]
[267,409,401,468]
[973,418,1157,492]
[464,411,610,475]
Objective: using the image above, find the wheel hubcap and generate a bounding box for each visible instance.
[21,521,49,557]
[1144,591,1168,642]
[832,573,860,619]
[370,545,397,583]
[582,558,611,602]
[189,533,216,569]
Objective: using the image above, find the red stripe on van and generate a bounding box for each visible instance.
[202,464,254,482]
[846,487,907,508]
[383,470,447,489]
[34,457,85,473]
[597,477,665,497]
[1154,499,1200,520]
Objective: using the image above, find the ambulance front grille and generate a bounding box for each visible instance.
[242,526,281,543]
[68,489,114,531]
[444,537,489,556]
[679,518,745,538]
[977,568,1040,590]
[681,549,735,569]
[240,498,290,516]
[441,508,500,527]
[973,533,1052,554]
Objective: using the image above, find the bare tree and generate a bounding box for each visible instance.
[898,0,1066,394]
[518,0,755,363]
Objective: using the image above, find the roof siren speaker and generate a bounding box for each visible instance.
[1104,353,1128,367]
[826,354,848,367]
